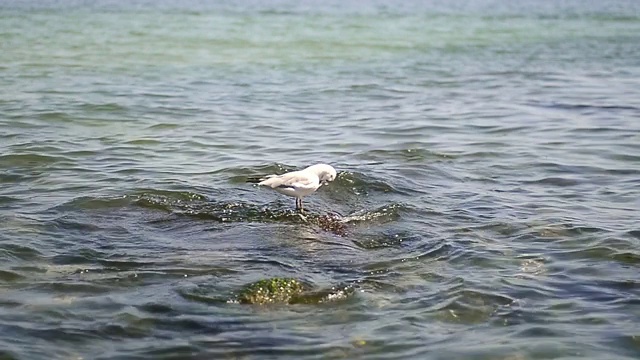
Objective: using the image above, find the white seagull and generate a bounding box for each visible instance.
[256,163,337,212]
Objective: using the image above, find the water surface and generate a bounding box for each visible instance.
[1,0,640,359]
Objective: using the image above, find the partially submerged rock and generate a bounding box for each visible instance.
[236,278,307,305]
[311,213,347,236]
[234,278,356,305]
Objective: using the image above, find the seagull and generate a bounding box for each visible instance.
[253,164,337,212]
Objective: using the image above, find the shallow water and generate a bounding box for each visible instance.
[1,0,640,359]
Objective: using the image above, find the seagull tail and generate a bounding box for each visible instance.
[246,174,276,184]
[246,176,264,184]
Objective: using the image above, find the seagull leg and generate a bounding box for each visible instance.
[295,198,306,220]
[300,198,304,213]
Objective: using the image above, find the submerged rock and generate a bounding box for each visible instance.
[310,213,348,236]
[233,278,356,305]
[236,278,307,305]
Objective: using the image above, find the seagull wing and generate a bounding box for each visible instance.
[258,171,318,189]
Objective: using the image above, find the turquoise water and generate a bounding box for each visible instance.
[1,1,640,359]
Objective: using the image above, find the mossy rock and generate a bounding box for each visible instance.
[234,278,357,305]
[311,213,347,236]
[236,278,307,305]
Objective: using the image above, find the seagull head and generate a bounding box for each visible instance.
[307,163,337,186]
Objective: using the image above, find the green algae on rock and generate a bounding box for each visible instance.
[234,278,358,305]
[236,278,307,305]
[311,213,347,236]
